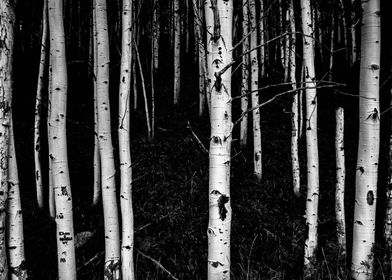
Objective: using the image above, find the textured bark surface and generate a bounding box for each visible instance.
[0,1,15,278]
[335,107,346,262]
[95,0,121,278]
[300,0,320,278]
[249,0,262,183]
[7,117,27,280]
[205,0,233,279]
[119,0,135,279]
[48,0,77,278]
[34,0,48,209]
[351,1,380,279]
[173,0,181,104]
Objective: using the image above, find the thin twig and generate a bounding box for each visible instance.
[137,250,179,280]
[187,121,208,154]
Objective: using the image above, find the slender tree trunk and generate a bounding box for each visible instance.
[173,0,181,104]
[351,1,380,279]
[350,0,357,67]
[258,0,265,79]
[194,0,206,117]
[335,107,346,263]
[205,0,233,279]
[0,1,15,277]
[300,0,320,278]
[7,116,28,280]
[48,45,55,219]
[249,0,262,183]
[152,0,159,72]
[132,1,138,110]
[288,0,299,197]
[119,1,135,278]
[95,0,121,278]
[240,0,250,146]
[48,0,77,278]
[35,0,48,209]
[92,0,101,207]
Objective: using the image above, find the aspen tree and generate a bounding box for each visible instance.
[173,0,181,104]
[258,0,265,79]
[205,0,233,278]
[48,52,55,219]
[0,1,15,277]
[300,0,320,277]
[92,2,101,206]
[35,0,48,209]
[47,0,77,278]
[350,0,357,67]
[249,0,262,183]
[119,0,135,278]
[95,0,121,277]
[152,0,160,72]
[351,0,380,279]
[335,107,346,261]
[288,0,300,196]
[240,0,250,146]
[7,116,28,280]
[193,0,207,116]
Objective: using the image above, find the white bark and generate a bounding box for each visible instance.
[95,0,121,278]
[335,107,346,260]
[92,0,101,207]
[240,0,249,147]
[300,0,320,277]
[249,0,262,183]
[173,0,181,104]
[351,0,380,279]
[152,0,160,72]
[350,0,357,67]
[288,0,299,197]
[34,0,48,209]
[258,0,265,79]
[48,0,77,278]
[205,0,233,279]
[48,51,55,219]
[7,116,28,280]
[119,0,135,279]
[0,1,15,277]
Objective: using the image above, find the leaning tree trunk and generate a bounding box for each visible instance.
[300,0,320,278]
[119,0,135,279]
[0,1,15,278]
[240,0,250,147]
[205,0,233,279]
[173,0,181,104]
[249,0,262,183]
[47,0,77,278]
[7,116,28,280]
[351,0,380,279]
[95,0,121,278]
[34,0,48,209]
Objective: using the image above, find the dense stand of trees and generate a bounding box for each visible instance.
[0,0,390,279]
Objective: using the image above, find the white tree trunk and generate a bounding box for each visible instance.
[7,116,28,280]
[92,0,101,207]
[95,0,121,278]
[386,86,392,275]
[48,0,77,278]
[119,0,135,279]
[34,0,48,209]
[173,0,181,104]
[48,46,55,219]
[300,0,320,277]
[350,0,357,67]
[351,0,380,279]
[240,0,250,147]
[258,0,265,79]
[205,0,233,279]
[152,0,160,72]
[0,1,15,277]
[288,0,300,197]
[249,0,262,183]
[335,107,346,261]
